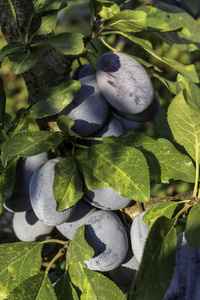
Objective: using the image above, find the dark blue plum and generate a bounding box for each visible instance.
[84,186,132,210]
[60,75,110,137]
[82,210,129,272]
[96,52,154,115]
[72,64,95,80]
[13,209,54,242]
[29,157,76,226]
[4,152,51,213]
[56,198,97,240]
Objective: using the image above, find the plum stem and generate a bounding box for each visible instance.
[100,36,117,52]
[45,248,66,276]
[41,239,67,245]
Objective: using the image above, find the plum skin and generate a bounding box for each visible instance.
[4,152,51,213]
[84,186,132,210]
[82,210,129,272]
[59,75,110,137]
[13,209,54,242]
[29,157,76,226]
[56,198,97,240]
[96,52,154,115]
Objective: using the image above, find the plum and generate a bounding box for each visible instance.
[119,117,140,131]
[13,209,54,242]
[82,210,129,272]
[4,152,51,213]
[56,198,97,240]
[59,75,110,137]
[72,64,95,80]
[29,157,76,226]
[163,232,200,299]
[96,52,154,115]
[114,93,160,122]
[108,246,139,288]
[83,186,132,210]
[130,211,149,263]
[89,115,127,146]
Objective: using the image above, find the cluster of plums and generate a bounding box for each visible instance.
[4,52,160,289]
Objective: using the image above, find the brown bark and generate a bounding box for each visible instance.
[0,0,72,110]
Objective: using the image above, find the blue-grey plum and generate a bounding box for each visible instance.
[56,198,97,240]
[96,52,154,115]
[114,93,160,122]
[4,152,51,213]
[164,232,200,299]
[13,209,54,242]
[82,210,129,272]
[29,157,76,226]
[84,186,132,210]
[89,115,127,145]
[118,116,140,131]
[108,246,139,288]
[130,211,149,263]
[59,75,110,137]
[72,64,95,80]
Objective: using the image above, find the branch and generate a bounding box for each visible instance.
[124,191,194,220]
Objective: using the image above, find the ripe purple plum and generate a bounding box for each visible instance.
[96,52,154,115]
[72,64,95,80]
[13,209,54,242]
[84,186,132,210]
[130,211,149,263]
[29,157,76,226]
[60,75,110,137]
[56,198,97,240]
[114,93,160,122]
[82,210,128,272]
[4,152,51,213]
[108,246,139,288]
[89,115,127,145]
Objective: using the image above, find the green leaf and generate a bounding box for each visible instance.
[0,77,6,130]
[130,217,177,300]
[138,4,187,32]
[53,155,83,212]
[39,32,84,55]
[1,131,63,167]
[32,3,68,36]
[168,92,200,162]
[185,202,200,247]
[93,0,120,20]
[176,74,200,111]
[76,149,109,190]
[142,201,183,229]
[56,115,81,138]
[6,273,57,300]
[131,135,196,183]
[143,3,200,52]
[66,226,94,264]
[120,33,199,83]
[87,143,150,202]
[32,0,60,13]
[8,52,38,74]
[0,157,18,212]
[0,44,22,67]
[101,10,147,33]
[0,242,42,298]
[54,271,79,300]
[27,80,81,119]
[69,262,126,300]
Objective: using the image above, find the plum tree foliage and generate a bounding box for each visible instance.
[1,0,200,299]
